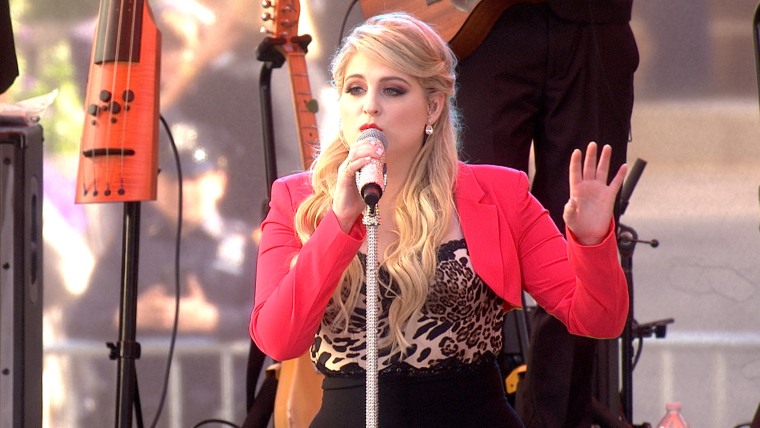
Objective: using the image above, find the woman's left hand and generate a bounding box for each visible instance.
[563,142,627,245]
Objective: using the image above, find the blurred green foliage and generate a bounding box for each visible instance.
[7,0,95,156]
[18,0,93,22]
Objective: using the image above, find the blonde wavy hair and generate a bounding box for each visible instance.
[294,12,461,355]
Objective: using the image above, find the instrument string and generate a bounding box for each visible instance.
[118,0,141,193]
[107,0,129,194]
[102,0,124,194]
[82,0,112,197]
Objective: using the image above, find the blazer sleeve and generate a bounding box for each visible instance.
[249,177,365,361]
[507,172,628,339]
[561,225,629,337]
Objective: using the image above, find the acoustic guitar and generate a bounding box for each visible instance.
[261,1,323,427]
[359,0,540,59]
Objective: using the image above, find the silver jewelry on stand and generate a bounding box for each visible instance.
[363,205,381,428]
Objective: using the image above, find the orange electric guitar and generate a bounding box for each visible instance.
[359,0,541,59]
[261,1,324,427]
[75,0,161,203]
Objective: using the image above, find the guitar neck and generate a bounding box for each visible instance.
[286,51,320,170]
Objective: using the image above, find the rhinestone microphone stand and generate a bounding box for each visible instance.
[363,204,380,428]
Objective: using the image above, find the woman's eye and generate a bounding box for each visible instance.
[384,87,406,96]
[346,85,365,96]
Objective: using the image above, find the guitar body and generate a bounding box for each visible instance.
[359,0,537,59]
[76,0,160,204]
[273,356,324,428]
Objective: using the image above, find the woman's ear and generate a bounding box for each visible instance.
[427,94,445,123]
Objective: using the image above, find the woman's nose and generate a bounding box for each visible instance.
[362,94,379,115]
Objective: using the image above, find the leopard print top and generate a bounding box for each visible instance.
[310,239,505,377]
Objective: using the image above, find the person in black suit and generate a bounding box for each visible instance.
[456,1,639,426]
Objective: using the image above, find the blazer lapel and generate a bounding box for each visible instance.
[455,163,504,294]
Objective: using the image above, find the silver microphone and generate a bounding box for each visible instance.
[354,128,387,207]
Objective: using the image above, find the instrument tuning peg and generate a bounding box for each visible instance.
[261,12,272,22]
[262,0,273,9]
[260,26,273,35]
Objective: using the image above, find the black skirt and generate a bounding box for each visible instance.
[309,357,524,428]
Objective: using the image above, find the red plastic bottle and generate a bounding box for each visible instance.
[656,402,690,428]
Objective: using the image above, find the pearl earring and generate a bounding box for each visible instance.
[425,124,434,135]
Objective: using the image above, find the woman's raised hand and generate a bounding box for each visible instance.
[563,142,627,245]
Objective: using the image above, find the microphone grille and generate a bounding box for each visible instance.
[358,128,387,149]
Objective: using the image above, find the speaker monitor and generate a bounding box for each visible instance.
[0,123,43,428]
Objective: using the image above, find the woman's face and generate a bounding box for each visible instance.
[339,52,432,162]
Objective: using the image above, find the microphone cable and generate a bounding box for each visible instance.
[147,114,184,428]
[338,0,360,49]
[155,117,243,428]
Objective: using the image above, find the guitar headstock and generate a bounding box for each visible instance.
[259,0,319,170]
[261,0,301,40]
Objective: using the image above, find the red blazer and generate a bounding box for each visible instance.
[250,162,629,361]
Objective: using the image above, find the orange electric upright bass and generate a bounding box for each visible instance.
[76,0,160,204]
[74,0,161,426]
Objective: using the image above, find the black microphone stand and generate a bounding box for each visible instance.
[108,202,145,428]
[239,34,288,428]
[257,36,286,198]
[616,159,672,425]
[753,2,760,112]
